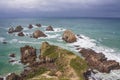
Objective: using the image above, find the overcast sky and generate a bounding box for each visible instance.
[0,0,120,18]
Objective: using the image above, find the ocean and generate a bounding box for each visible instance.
[0,18,120,79]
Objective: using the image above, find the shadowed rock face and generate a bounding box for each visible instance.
[28,24,33,29]
[46,25,54,31]
[18,32,25,36]
[0,77,3,80]
[9,53,15,58]
[36,24,41,27]
[20,45,37,64]
[6,73,21,80]
[80,48,120,73]
[33,30,47,38]
[62,30,77,43]
[8,25,23,33]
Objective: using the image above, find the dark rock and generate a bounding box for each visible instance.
[9,60,16,63]
[2,41,7,44]
[0,77,3,80]
[62,30,77,43]
[8,25,23,33]
[14,25,23,32]
[36,24,41,27]
[9,53,15,57]
[6,73,21,80]
[17,32,25,36]
[20,45,37,64]
[8,27,14,33]
[80,48,120,73]
[33,30,47,38]
[28,24,33,29]
[46,25,54,31]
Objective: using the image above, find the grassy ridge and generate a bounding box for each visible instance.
[70,57,88,80]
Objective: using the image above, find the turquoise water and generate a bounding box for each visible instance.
[0,18,120,79]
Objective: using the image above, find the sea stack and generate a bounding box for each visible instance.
[36,24,41,27]
[33,30,47,38]
[17,32,25,36]
[62,30,77,43]
[46,25,54,31]
[20,45,37,64]
[8,25,23,33]
[28,24,33,29]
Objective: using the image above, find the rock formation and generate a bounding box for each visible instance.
[17,32,25,36]
[14,25,23,32]
[0,77,3,80]
[46,25,54,31]
[9,53,15,58]
[33,30,47,38]
[6,73,21,80]
[28,24,33,29]
[36,24,41,27]
[62,30,77,43]
[80,48,120,73]
[8,25,23,33]
[20,45,37,64]
[8,27,14,33]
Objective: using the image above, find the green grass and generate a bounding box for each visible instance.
[70,57,88,80]
[25,67,48,80]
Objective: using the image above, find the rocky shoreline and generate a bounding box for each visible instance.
[1,24,120,80]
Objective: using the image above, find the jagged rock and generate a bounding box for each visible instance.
[6,73,21,80]
[9,53,15,57]
[33,30,47,38]
[8,27,14,33]
[20,45,37,64]
[80,48,120,73]
[8,25,23,33]
[36,24,41,27]
[62,30,77,43]
[28,24,33,29]
[46,25,54,31]
[17,32,25,36]
[14,25,23,32]
[0,77,3,80]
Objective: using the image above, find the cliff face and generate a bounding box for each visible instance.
[28,42,88,80]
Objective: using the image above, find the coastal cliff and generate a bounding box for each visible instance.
[24,42,88,80]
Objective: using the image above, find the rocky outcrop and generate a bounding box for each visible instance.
[28,24,33,29]
[46,25,54,31]
[20,45,37,64]
[9,53,15,58]
[17,32,25,36]
[80,48,120,73]
[36,24,41,27]
[0,77,3,80]
[62,30,77,43]
[6,73,21,80]
[8,25,23,33]
[33,30,47,38]
[14,25,23,32]
[8,27,14,33]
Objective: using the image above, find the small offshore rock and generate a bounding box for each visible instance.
[46,25,54,31]
[17,32,25,36]
[36,24,41,27]
[33,30,47,38]
[62,30,77,43]
[9,53,15,57]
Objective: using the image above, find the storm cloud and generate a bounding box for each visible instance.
[0,0,120,18]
